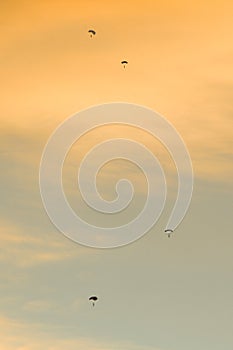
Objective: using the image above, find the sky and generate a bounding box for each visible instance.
[0,0,233,349]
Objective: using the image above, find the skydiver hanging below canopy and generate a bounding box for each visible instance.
[88,29,96,38]
[121,60,128,68]
[165,229,173,238]
[89,296,98,307]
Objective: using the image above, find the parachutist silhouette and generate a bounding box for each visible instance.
[88,29,96,38]
[89,296,98,307]
[165,229,173,238]
[121,60,128,68]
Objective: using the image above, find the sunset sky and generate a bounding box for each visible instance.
[1,1,233,349]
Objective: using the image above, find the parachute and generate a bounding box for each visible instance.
[89,296,98,306]
[165,229,173,238]
[121,60,128,68]
[88,30,96,38]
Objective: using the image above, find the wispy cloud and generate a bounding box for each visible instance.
[0,315,159,350]
[0,220,93,268]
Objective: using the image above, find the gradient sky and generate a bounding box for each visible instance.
[1,1,233,349]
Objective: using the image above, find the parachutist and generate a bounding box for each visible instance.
[89,296,98,307]
[88,29,96,38]
[121,60,128,68]
[165,229,173,238]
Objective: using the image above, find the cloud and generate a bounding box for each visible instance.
[22,299,69,314]
[0,220,93,268]
[0,315,159,350]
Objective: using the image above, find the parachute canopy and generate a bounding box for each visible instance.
[89,296,98,301]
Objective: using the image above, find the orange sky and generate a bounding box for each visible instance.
[1,0,233,183]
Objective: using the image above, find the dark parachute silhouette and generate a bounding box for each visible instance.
[121,60,128,68]
[88,29,96,38]
[89,296,98,307]
[165,229,173,238]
